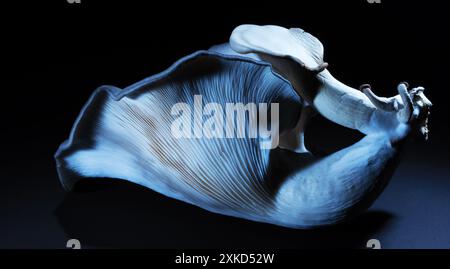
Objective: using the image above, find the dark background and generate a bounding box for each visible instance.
[1,0,449,248]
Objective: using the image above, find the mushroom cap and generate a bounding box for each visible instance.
[230,25,326,72]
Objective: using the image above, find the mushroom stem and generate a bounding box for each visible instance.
[312,70,380,134]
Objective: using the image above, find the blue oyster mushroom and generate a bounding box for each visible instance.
[55,25,432,228]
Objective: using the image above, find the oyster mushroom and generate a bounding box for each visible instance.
[55,25,431,228]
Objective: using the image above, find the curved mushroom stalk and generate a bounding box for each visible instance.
[230,24,432,145]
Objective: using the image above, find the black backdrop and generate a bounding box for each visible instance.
[2,0,450,248]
